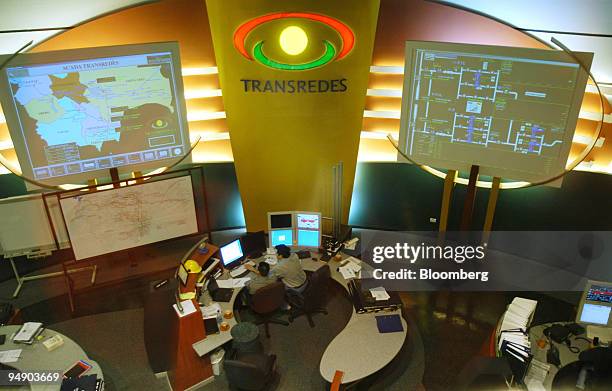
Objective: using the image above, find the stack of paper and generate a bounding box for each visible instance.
[369,287,390,301]
[501,297,537,332]
[498,297,537,363]
[524,359,550,391]
[0,349,22,363]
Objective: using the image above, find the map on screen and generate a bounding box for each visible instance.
[399,42,590,182]
[3,47,188,183]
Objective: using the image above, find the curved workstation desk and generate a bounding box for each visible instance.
[191,248,408,386]
[0,325,103,391]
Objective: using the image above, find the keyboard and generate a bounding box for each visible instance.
[230,265,247,277]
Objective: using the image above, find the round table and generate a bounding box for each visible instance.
[0,325,103,391]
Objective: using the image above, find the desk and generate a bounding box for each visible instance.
[0,325,103,391]
[315,255,407,384]
[494,319,593,390]
[528,322,590,390]
[192,253,408,385]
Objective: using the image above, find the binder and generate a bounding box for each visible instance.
[375,314,404,333]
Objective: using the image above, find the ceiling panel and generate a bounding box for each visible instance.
[0,0,155,53]
[435,0,612,35]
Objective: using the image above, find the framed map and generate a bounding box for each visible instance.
[60,175,198,260]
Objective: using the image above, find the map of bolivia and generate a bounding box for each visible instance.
[11,64,177,167]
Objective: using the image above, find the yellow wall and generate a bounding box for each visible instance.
[206,0,380,231]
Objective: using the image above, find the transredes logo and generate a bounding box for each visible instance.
[234,12,354,71]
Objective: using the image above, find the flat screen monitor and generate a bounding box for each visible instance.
[296,213,320,230]
[269,213,293,229]
[270,229,293,247]
[398,41,592,183]
[220,239,244,267]
[576,280,612,327]
[240,231,266,257]
[0,42,191,186]
[297,229,320,248]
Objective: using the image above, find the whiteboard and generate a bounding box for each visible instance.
[60,175,198,260]
[0,194,70,257]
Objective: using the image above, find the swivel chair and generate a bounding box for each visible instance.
[287,265,330,327]
[249,281,289,338]
[224,350,277,391]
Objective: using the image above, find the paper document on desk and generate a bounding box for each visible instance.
[524,359,549,391]
[173,300,197,317]
[344,258,362,273]
[233,277,251,288]
[201,303,222,318]
[370,287,391,301]
[0,349,22,363]
[216,279,235,289]
[339,265,356,280]
[344,238,359,250]
[264,255,277,265]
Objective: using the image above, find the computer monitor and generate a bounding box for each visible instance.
[296,213,320,230]
[297,229,320,248]
[295,211,321,248]
[268,212,293,229]
[0,42,191,187]
[219,239,244,268]
[240,231,267,257]
[576,280,612,327]
[270,229,293,247]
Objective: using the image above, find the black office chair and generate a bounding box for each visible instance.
[287,265,330,327]
[249,281,289,338]
[224,350,277,391]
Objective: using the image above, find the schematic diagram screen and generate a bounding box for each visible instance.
[398,41,591,182]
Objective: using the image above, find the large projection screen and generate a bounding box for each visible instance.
[60,175,198,260]
[0,42,191,186]
[398,41,592,183]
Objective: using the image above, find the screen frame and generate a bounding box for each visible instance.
[219,238,245,268]
[0,41,191,186]
[398,40,593,183]
[575,279,612,327]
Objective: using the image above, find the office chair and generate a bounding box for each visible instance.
[223,350,277,391]
[249,281,289,338]
[287,264,330,327]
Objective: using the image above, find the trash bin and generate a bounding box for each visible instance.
[230,322,263,353]
[210,348,225,376]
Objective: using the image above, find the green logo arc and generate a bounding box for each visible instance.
[253,40,336,71]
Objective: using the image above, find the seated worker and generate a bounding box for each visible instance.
[244,261,276,295]
[271,244,308,293]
